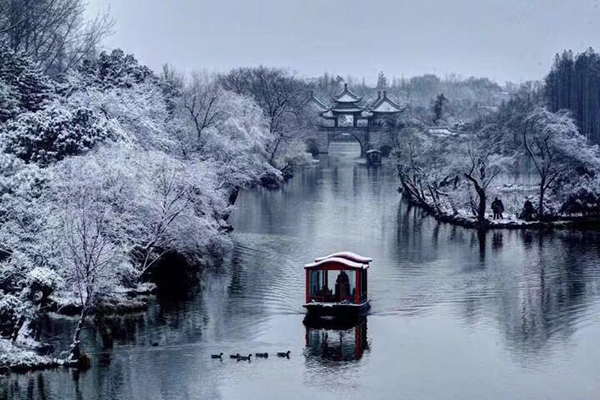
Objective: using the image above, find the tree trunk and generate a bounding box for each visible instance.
[227,187,240,207]
[539,177,546,219]
[477,187,487,222]
[269,135,282,165]
[68,307,88,362]
[464,173,487,223]
[10,314,26,342]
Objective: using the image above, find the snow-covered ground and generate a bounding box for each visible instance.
[0,339,59,373]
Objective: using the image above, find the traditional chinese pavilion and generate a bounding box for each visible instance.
[307,84,405,128]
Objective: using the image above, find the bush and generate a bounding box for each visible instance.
[2,105,110,165]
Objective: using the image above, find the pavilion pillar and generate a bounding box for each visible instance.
[306,269,310,303]
[355,270,360,304]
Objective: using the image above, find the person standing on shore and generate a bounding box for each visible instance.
[491,197,505,220]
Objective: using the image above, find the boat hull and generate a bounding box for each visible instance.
[303,300,370,319]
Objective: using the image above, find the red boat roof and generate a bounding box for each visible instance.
[314,252,372,264]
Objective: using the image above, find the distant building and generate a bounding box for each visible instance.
[426,126,469,139]
[305,84,405,128]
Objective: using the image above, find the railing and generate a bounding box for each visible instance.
[307,289,357,304]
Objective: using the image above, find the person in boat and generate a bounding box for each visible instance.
[335,270,351,302]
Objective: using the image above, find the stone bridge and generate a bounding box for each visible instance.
[312,126,397,157]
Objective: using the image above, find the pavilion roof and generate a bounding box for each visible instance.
[329,105,364,113]
[302,90,328,111]
[332,83,363,103]
[369,91,404,113]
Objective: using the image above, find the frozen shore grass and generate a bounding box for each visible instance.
[0,339,61,374]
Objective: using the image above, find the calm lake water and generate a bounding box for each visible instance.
[3,142,600,400]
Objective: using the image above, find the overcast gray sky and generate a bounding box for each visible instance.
[89,0,600,85]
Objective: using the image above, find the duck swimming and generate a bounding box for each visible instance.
[277,351,291,358]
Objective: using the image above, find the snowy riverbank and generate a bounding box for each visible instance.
[402,190,600,230]
[0,339,61,374]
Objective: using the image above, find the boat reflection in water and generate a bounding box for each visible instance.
[303,316,369,362]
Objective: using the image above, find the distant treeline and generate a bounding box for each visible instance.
[545,48,600,144]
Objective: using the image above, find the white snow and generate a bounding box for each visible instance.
[314,251,372,263]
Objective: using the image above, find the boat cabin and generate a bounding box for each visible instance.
[366,149,382,165]
[304,252,371,317]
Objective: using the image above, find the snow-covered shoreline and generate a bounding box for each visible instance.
[0,339,61,374]
[402,189,600,230]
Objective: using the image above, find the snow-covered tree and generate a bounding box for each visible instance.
[395,128,459,214]
[66,81,178,152]
[0,45,54,121]
[278,139,313,171]
[180,72,226,150]
[1,103,110,165]
[0,154,51,280]
[48,154,131,362]
[218,66,307,164]
[77,49,154,90]
[377,71,388,89]
[0,81,20,122]
[0,0,113,75]
[523,107,600,217]
[460,137,510,222]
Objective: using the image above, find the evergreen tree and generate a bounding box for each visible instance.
[0,45,54,122]
[433,93,447,124]
[377,71,388,89]
[545,48,600,144]
[77,49,154,90]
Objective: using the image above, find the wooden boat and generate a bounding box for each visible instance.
[366,149,382,165]
[304,252,371,318]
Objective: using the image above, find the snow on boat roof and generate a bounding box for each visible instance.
[304,257,368,270]
[314,251,373,264]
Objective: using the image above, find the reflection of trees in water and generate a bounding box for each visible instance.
[503,232,597,357]
[1,373,54,400]
[394,200,440,264]
[394,202,600,360]
[461,230,600,359]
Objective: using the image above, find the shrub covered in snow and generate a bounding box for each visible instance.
[1,104,110,165]
[0,339,58,372]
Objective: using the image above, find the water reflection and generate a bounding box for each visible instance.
[304,317,369,362]
[3,143,600,399]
